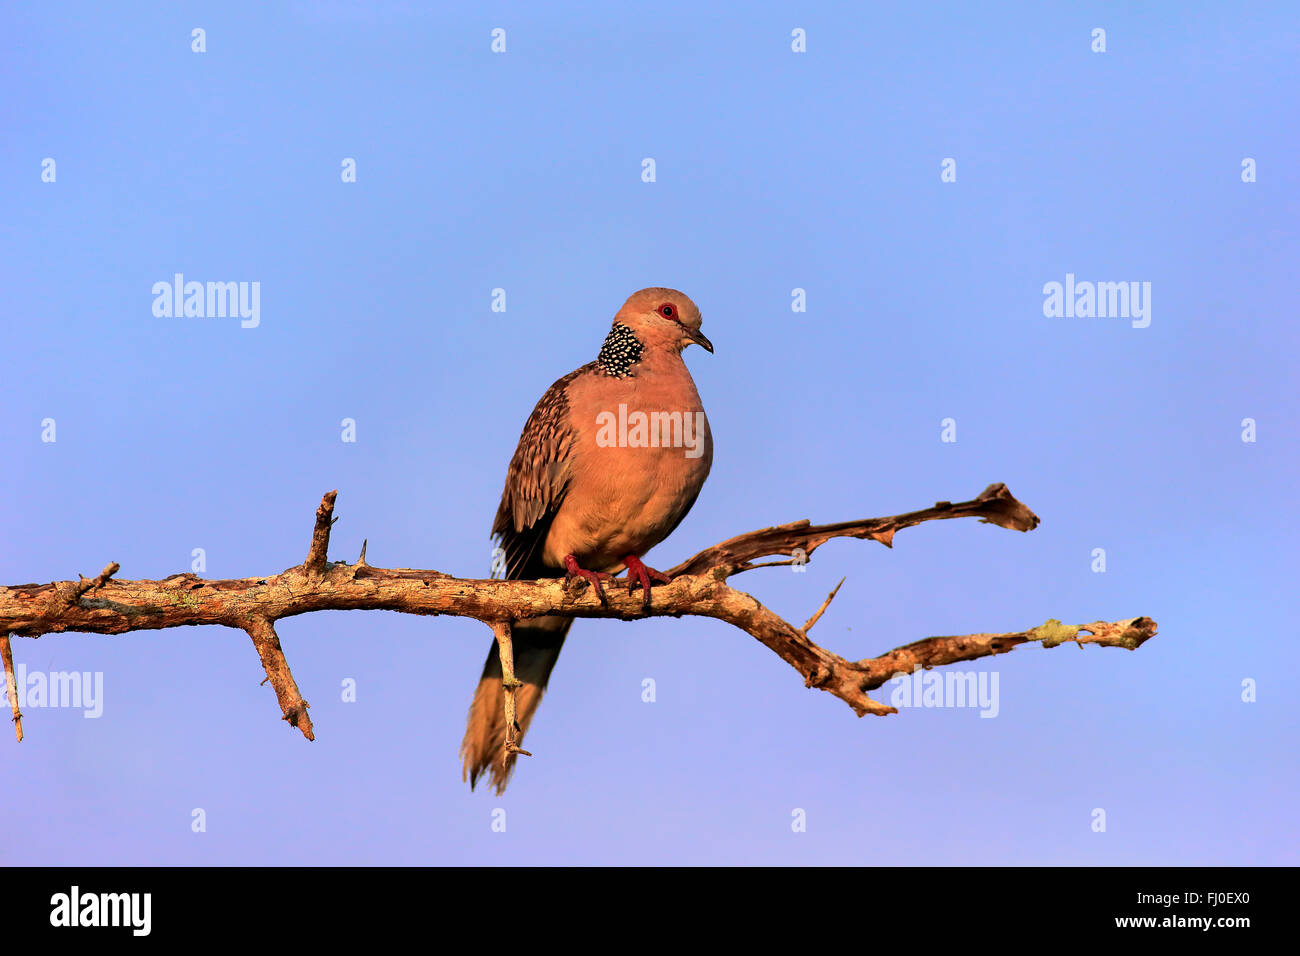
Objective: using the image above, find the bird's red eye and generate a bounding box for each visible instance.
[660,304,675,318]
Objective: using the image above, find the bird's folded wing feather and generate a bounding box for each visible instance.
[491,363,592,579]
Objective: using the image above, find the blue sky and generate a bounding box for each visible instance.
[2,1,1296,864]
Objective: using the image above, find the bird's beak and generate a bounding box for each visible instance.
[687,328,714,353]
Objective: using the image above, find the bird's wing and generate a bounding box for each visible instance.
[490,363,592,580]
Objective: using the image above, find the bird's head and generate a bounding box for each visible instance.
[614,287,713,354]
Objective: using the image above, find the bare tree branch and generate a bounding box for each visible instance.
[245,616,314,741]
[1,634,22,742]
[667,482,1040,578]
[801,578,845,635]
[490,619,531,761]
[0,485,1156,753]
[304,490,338,578]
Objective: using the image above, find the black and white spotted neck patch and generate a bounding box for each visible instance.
[596,322,644,378]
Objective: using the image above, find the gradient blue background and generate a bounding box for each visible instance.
[3,2,1296,865]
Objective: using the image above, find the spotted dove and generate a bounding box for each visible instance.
[461,287,714,793]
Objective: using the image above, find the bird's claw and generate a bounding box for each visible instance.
[623,555,672,609]
[563,555,614,606]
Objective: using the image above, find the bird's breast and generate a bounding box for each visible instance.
[543,372,712,572]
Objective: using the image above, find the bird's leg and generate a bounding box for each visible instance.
[563,554,615,607]
[622,554,673,609]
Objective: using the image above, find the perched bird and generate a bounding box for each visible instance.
[461,287,714,793]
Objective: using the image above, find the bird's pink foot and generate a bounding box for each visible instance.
[623,555,672,608]
[564,554,615,606]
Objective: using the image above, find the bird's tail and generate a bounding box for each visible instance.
[460,614,572,794]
